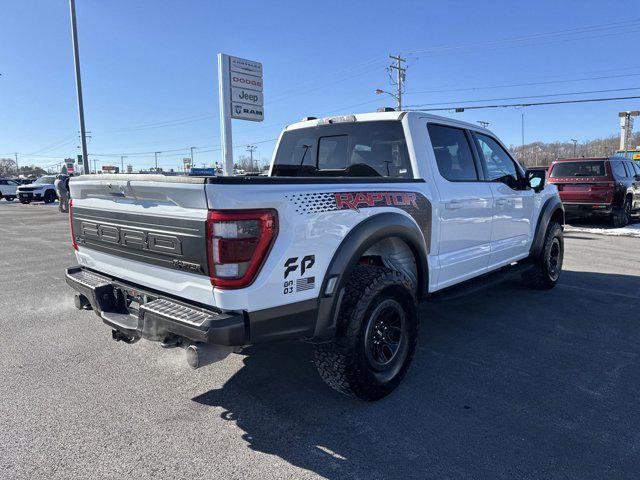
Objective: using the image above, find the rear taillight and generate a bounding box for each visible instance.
[206,209,278,289]
[69,199,78,250]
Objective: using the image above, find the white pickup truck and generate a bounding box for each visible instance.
[65,110,564,400]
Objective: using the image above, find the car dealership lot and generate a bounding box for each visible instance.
[1,203,639,480]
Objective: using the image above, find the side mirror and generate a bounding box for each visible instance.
[526,169,545,192]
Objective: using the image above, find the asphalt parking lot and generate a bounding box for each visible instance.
[1,202,639,480]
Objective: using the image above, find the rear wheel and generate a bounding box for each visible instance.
[612,197,631,228]
[523,221,563,290]
[43,190,56,204]
[314,266,418,401]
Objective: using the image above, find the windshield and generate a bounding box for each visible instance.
[33,176,55,185]
[271,121,412,178]
[550,161,606,177]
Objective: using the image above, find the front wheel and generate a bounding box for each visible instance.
[5,196,15,202]
[19,198,30,204]
[523,221,563,290]
[43,190,56,204]
[314,266,418,401]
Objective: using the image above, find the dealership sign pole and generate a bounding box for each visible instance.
[218,54,264,176]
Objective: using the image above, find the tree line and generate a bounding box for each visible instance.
[511,131,640,167]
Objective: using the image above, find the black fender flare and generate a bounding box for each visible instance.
[529,196,564,259]
[313,212,429,342]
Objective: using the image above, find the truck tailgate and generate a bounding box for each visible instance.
[69,175,214,305]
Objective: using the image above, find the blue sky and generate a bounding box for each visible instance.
[1,0,639,171]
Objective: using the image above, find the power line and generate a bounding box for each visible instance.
[405,72,640,95]
[405,87,640,108]
[406,18,640,58]
[408,94,640,112]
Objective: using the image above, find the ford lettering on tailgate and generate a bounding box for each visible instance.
[80,222,183,255]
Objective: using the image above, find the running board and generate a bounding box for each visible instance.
[429,262,534,303]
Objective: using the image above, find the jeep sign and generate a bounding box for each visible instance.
[231,87,263,106]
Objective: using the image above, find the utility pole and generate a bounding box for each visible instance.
[190,146,197,167]
[120,155,126,174]
[154,151,161,172]
[571,139,578,157]
[14,153,19,174]
[618,111,640,151]
[246,145,257,172]
[388,54,406,111]
[375,54,406,111]
[68,0,89,173]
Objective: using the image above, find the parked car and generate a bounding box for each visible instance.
[16,175,58,204]
[0,178,20,201]
[64,111,564,400]
[547,157,640,227]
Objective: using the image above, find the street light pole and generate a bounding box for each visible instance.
[190,146,196,167]
[120,155,126,173]
[154,151,161,172]
[68,0,89,173]
[14,153,19,174]
[246,145,257,172]
[571,139,578,157]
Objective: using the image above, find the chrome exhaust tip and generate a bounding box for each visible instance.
[186,343,233,369]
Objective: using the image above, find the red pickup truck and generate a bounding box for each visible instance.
[547,157,640,227]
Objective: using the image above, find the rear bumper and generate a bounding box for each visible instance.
[65,266,318,346]
[65,266,246,345]
[562,202,613,216]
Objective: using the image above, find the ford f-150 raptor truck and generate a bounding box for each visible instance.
[65,111,564,400]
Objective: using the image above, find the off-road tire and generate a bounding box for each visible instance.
[523,221,563,290]
[611,197,631,228]
[314,265,418,401]
[43,190,56,204]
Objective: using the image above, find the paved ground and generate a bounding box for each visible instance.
[1,202,639,480]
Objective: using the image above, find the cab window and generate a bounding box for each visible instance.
[475,133,520,188]
[427,124,478,181]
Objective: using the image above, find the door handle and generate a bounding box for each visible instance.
[445,201,463,210]
[495,198,509,207]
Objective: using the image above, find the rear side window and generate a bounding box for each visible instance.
[550,161,606,177]
[271,121,412,178]
[427,124,478,181]
[612,161,627,178]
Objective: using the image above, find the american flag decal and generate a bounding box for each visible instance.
[296,276,315,292]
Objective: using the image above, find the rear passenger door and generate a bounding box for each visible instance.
[426,124,494,288]
[472,133,535,269]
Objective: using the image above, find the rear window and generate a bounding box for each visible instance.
[271,121,412,178]
[550,161,606,178]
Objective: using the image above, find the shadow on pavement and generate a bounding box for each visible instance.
[567,215,640,230]
[192,271,640,479]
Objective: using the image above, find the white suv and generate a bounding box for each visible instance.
[0,178,19,201]
[16,175,58,204]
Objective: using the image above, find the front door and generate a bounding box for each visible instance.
[426,123,494,289]
[473,133,535,269]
